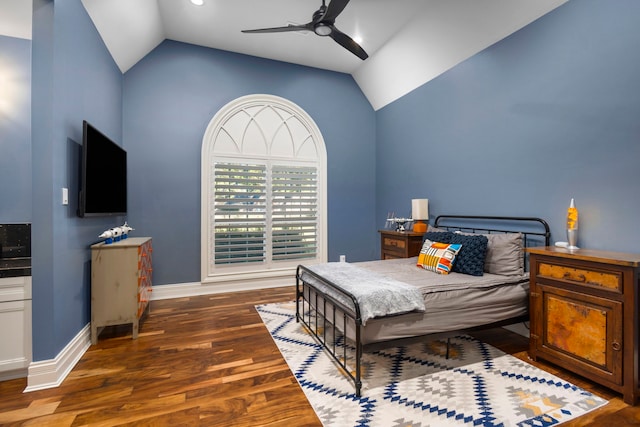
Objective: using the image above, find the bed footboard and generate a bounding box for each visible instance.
[295,265,364,397]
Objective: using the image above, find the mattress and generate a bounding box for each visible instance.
[301,257,529,345]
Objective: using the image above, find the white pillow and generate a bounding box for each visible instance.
[482,233,524,275]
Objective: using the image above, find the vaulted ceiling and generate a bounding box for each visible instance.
[1,0,568,109]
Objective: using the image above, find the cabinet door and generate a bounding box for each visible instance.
[535,284,623,385]
[0,299,32,374]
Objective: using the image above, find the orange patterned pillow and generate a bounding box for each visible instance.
[416,240,462,274]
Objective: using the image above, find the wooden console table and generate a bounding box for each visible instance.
[527,246,640,405]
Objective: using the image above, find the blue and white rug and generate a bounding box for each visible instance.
[256,302,608,427]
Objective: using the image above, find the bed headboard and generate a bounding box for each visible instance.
[433,215,551,271]
[433,215,550,246]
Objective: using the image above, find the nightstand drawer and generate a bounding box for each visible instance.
[379,230,424,260]
[537,261,622,292]
[383,236,407,250]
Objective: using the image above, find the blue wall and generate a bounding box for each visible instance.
[31,0,123,360]
[0,35,31,222]
[376,0,640,254]
[17,0,640,363]
[123,40,377,284]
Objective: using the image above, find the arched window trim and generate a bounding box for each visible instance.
[201,94,327,288]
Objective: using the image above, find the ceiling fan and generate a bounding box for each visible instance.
[241,0,368,60]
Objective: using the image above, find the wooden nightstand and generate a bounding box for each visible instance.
[379,230,424,260]
[527,246,640,405]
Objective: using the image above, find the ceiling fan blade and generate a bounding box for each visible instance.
[242,23,313,34]
[323,0,351,22]
[328,26,368,60]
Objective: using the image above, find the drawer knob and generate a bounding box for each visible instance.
[612,341,622,351]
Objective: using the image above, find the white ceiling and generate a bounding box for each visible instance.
[1,0,568,110]
[0,0,32,40]
[81,0,430,75]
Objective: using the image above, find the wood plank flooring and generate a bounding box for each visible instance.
[0,286,638,426]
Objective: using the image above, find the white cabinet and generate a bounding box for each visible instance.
[0,276,32,380]
[91,238,153,344]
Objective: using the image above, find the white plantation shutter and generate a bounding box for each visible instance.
[271,165,318,261]
[213,163,267,264]
[213,163,318,265]
[202,95,326,285]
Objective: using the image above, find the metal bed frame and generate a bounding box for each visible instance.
[295,215,550,397]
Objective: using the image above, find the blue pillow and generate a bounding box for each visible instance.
[422,231,453,244]
[449,233,489,276]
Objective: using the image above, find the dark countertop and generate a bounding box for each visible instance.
[0,223,31,278]
[0,258,31,278]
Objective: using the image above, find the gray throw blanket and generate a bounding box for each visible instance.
[301,262,426,325]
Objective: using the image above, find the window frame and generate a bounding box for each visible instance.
[201,94,327,287]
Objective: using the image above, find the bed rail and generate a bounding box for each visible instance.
[296,215,550,397]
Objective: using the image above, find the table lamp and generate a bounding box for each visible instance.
[411,199,429,233]
[567,198,579,250]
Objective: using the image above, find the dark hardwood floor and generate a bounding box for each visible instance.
[0,286,639,426]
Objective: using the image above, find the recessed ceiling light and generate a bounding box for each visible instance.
[190,0,204,5]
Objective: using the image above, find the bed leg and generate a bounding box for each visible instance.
[295,275,302,323]
[446,337,450,359]
[355,326,362,397]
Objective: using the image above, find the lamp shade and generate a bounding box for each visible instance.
[412,199,429,220]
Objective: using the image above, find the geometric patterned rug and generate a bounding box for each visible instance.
[256,302,608,427]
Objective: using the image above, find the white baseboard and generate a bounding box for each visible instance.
[24,323,91,392]
[0,367,28,382]
[150,278,291,301]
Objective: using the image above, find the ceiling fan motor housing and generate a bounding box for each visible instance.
[314,23,332,36]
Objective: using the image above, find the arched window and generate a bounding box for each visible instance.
[201,94,327,287]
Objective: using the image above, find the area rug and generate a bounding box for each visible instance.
[256,302,608,427]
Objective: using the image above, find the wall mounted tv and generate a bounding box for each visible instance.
[78,120,127,217]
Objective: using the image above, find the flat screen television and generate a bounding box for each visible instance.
[78,120,127,217]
